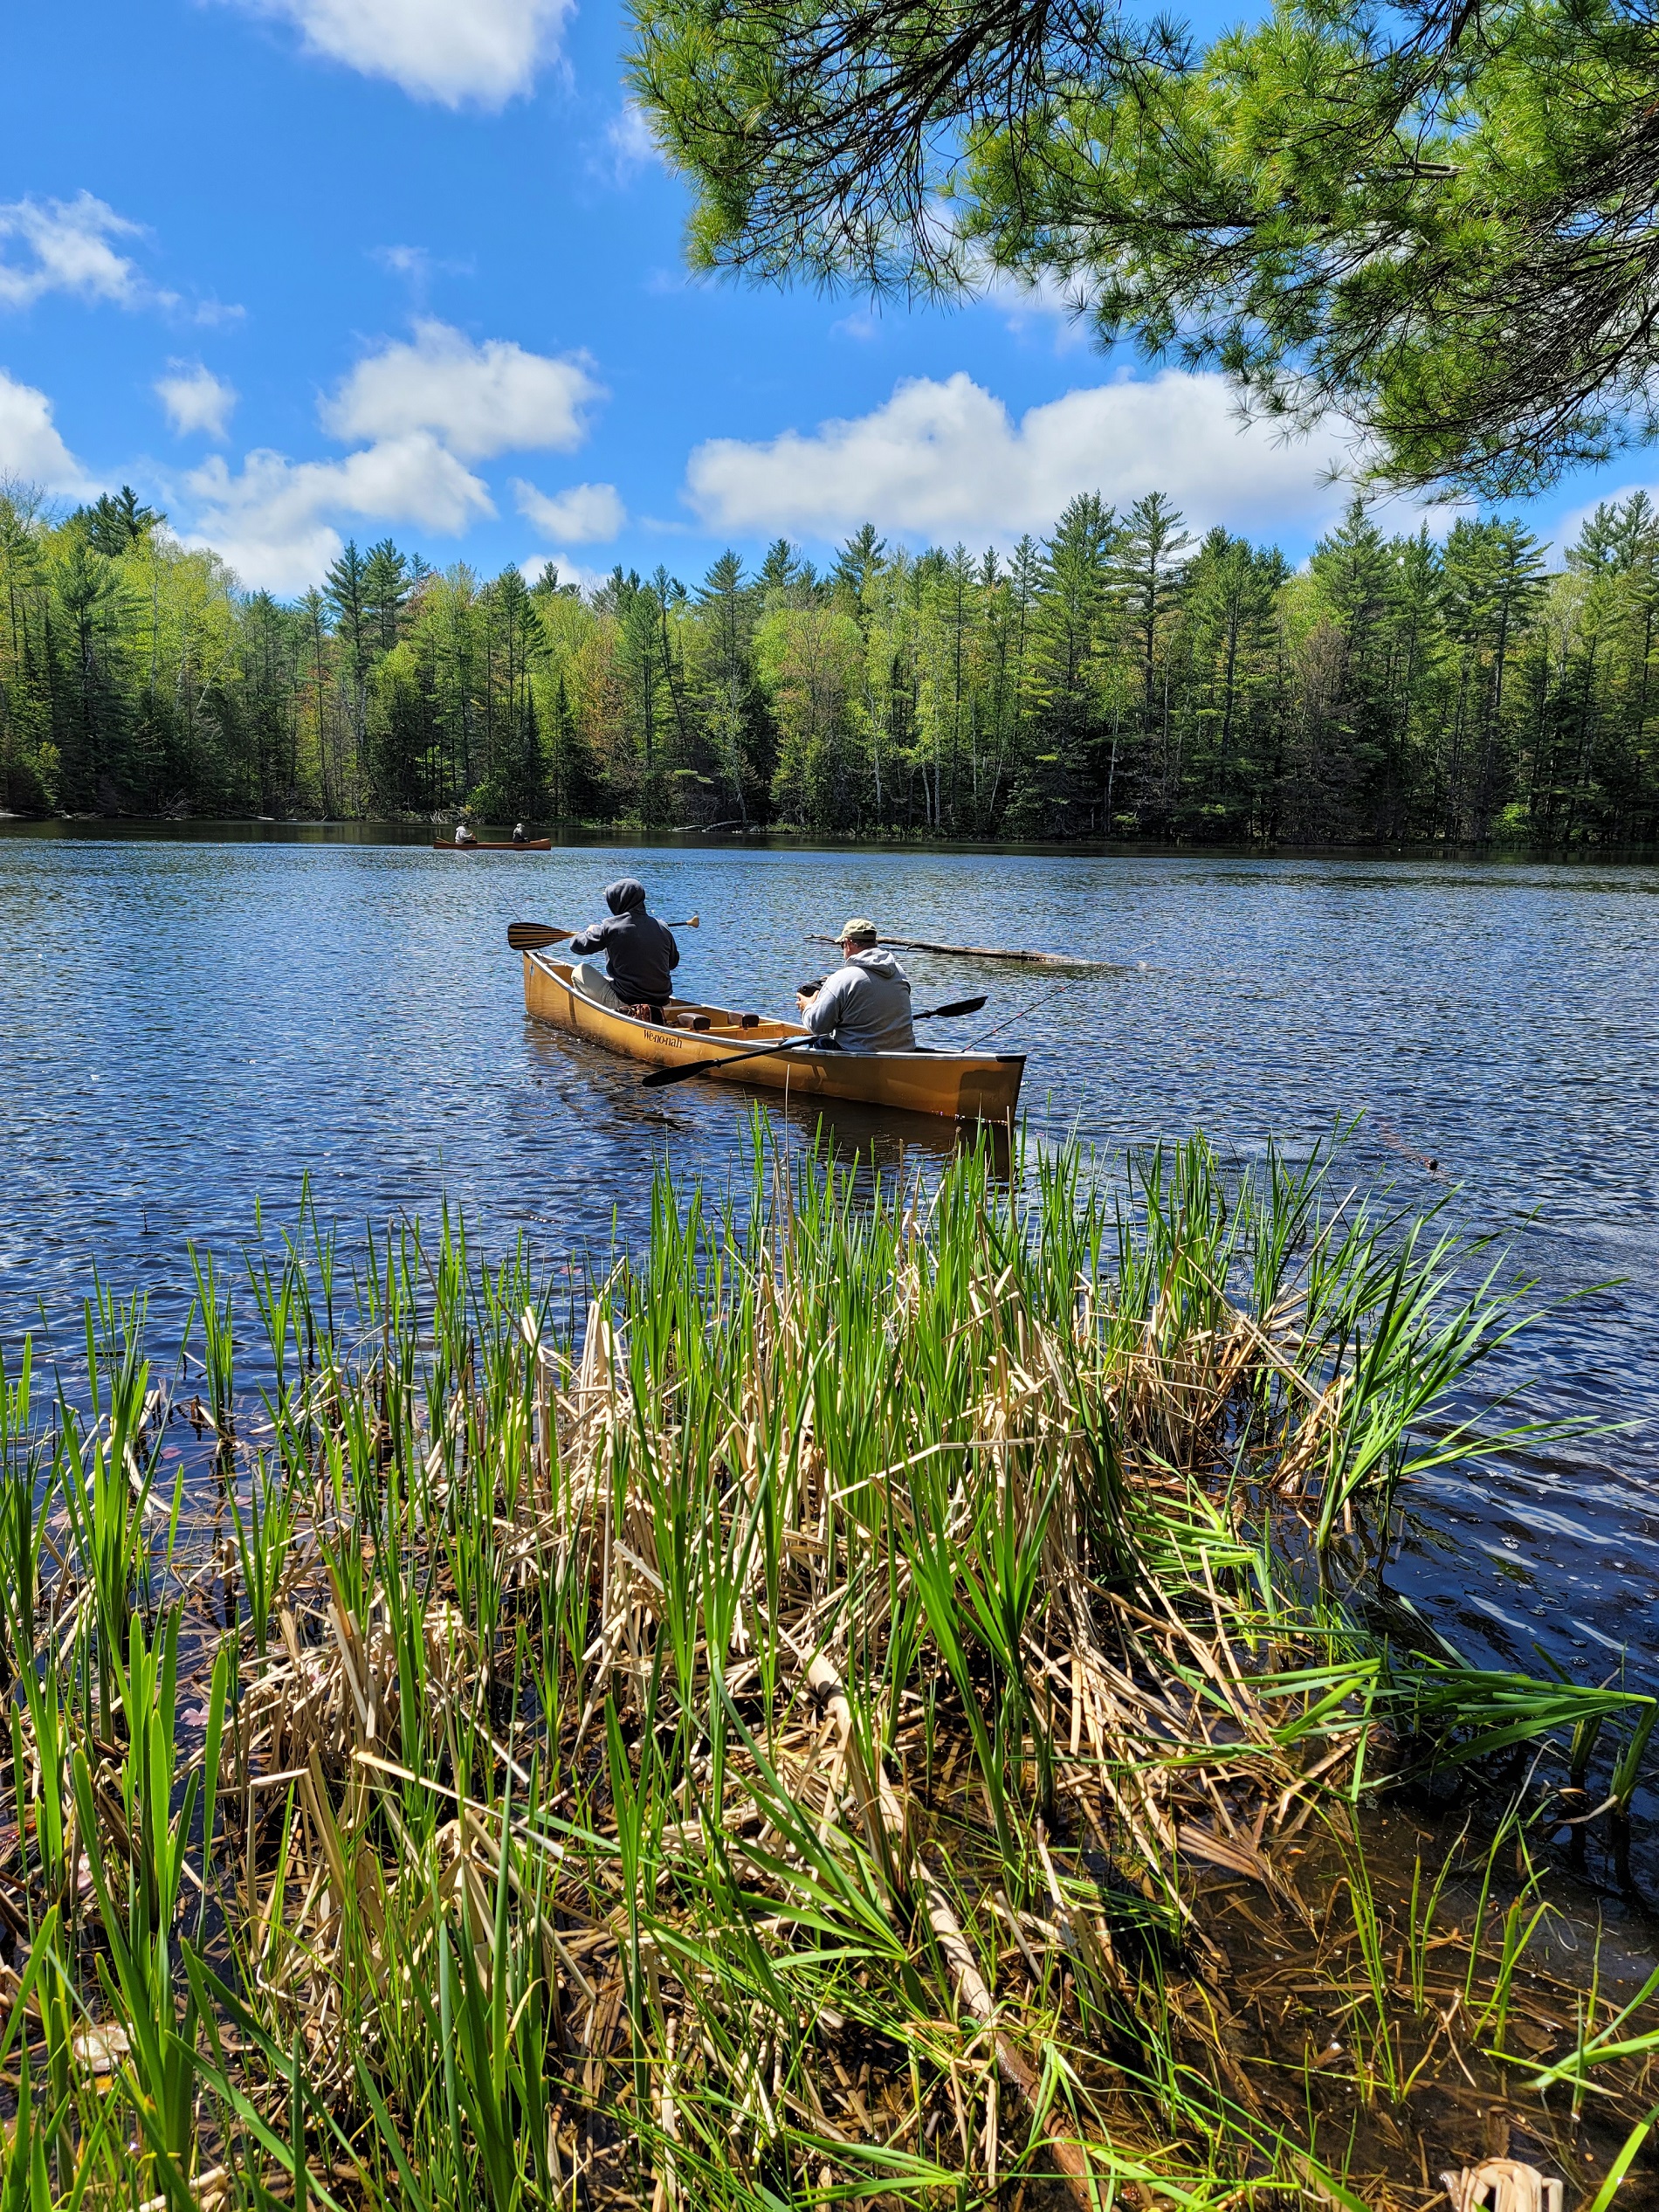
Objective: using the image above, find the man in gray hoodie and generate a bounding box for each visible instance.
[797,919,915,1052]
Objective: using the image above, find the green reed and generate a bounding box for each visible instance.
[0,1126,1652,2209]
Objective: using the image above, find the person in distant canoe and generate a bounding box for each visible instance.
[454,815,478,847]
[512,821,528,845]
[797,919,915,1052]
[567,879,679,1017]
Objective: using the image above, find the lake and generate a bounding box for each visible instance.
[2,823,1656,1710]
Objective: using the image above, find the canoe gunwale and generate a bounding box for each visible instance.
[521,951,1023,1121]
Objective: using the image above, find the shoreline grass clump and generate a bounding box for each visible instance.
[0,1129,1656,2209]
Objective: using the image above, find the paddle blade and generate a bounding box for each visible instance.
[507,922,571,951]
[918,995,988,1020]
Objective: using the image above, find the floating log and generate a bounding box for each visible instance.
[806,933,1116,968]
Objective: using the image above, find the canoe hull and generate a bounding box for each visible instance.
[435,838,553,851]
[522,954,1023,1121]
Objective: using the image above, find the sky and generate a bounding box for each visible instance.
[3,0,1650,598]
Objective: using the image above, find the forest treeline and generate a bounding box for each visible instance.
[2,478,1656,844]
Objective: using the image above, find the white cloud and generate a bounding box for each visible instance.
[322,319,602,461]
[0,369,93,494]
[1546,481,1656,562]
[371,244,473,294]
[602,100,663,182]
[187,432,492,594]
[513,478,624,543]
[155,362,237,440]
[218,0,571,107]
[520,551,609,596]
[0,192,168,312]
[685,369,1347,544]
[980,270,1091,355]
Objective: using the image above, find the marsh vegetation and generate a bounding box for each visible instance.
[0,1131,1656,2207]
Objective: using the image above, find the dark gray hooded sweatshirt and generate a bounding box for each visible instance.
[568,879,679,1004]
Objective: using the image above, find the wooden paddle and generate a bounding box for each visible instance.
[507,916,699,951]
[639,996,988,1090]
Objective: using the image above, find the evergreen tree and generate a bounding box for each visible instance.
[52,534,127,803]
[1018,494,1118,833]
[1113,493,1194,830]
[362,539,410,655]
[690,550,767,824]
[72,486,165,557]
[1,473,1655,846]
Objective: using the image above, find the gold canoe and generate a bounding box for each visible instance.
[521,953,1024,1121]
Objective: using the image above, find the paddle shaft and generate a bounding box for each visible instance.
[640,996,987,1090]
[508,916,699,951]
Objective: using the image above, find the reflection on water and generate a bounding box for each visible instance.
[1,823,1656,1733]
[521,1013,1014,1191]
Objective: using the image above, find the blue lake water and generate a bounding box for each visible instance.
[2,823,1656,1712]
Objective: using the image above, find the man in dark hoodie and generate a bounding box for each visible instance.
[567,879,679,1016]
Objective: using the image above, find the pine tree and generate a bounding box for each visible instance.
[1180,529,1288,836]
[72,486,165,557]
[1113,493,1194,830]
[691,550,766,824]
[325,540,372,778]
[362,540,410,656]
[52,534,127,803]
[1439,519,1547,836]
[1020,494,1118,833]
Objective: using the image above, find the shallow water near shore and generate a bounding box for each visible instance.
[2,824,1656,1751]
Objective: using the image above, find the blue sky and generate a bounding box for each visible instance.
[3,0,1647,596]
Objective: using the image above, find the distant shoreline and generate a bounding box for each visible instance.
[3,812,1655,860]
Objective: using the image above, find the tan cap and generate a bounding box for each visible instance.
[837,916,878,945]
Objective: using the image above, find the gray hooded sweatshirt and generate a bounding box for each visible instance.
[804,948,914,1053]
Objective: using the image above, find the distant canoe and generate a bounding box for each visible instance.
[522,951,1023,1122]
[434,837,553,851]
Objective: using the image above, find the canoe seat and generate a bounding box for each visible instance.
[671,1011,712,1031]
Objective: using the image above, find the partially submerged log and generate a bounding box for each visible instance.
[806,933,1119,968]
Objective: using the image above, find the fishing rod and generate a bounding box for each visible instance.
[969,970,1091,1048]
